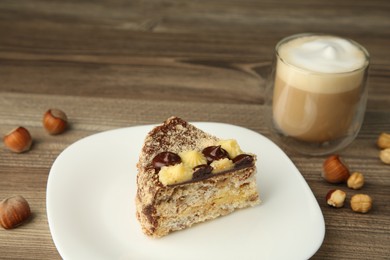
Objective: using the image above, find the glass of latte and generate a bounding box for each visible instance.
[265,33,370,155]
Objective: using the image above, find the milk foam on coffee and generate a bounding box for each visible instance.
[280,36,366,73]
[273,35,369,142]
[276,35,368,94]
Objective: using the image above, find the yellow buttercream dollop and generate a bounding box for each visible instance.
[179,150,207,168]
[217,139,243,159]
[158,163,193,186]
[210,158,234,173]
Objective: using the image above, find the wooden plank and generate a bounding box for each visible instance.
[0,0,389,258]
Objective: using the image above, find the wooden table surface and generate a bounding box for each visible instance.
[1,0,389,259]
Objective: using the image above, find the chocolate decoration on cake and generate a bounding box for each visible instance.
[193,164,213,179]
[233,154,254,168]
[202,145,229,164]
[152,152,181,170]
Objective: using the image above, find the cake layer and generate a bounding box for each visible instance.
[135,117,260,237]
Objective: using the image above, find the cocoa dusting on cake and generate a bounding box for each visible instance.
[139,117,217,170]
[135,117,260,238]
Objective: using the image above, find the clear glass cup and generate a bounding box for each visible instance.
[265,33,370,156]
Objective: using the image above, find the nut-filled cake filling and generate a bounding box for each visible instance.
[136,117,260,237]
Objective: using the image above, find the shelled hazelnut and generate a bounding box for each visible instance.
[379,148,390,165]
[347,172,365,190]
[350,194,372,213]
[43,108,68,135]
[3,127,32,153]
[326,189,346,208]
[377,132,390,149]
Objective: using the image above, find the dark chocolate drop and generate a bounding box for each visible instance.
[232,154,254,168]
[152,152,181,170]
[193,164,213,179]
[202,145,229,164]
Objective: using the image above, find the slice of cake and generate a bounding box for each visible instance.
[135,117,260,237]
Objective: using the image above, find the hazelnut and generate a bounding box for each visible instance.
[43,108,68,134]
[379,148,390,165]
[326,189,346,208]
[350,194,372,213]
[3,127,32,153]
[377,132,390,149]
[347,172,365,190]
[0,195,31,229]
[322,155,350,184]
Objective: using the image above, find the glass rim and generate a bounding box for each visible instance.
[275,33,370,75]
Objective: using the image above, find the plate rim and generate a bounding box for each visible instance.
[46,122,325,259]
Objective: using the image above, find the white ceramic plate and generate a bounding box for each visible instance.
[47,122,325,260]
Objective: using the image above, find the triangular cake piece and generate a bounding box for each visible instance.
[136,117,260,237]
